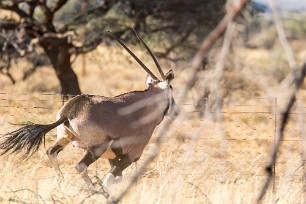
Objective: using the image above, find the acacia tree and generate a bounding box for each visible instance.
[0,0,117,95]
[0,0,226,95]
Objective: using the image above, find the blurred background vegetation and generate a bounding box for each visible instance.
[0,0,226,95]
[1,0,306,102]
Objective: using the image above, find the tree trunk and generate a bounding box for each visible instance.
[42,42,82,96]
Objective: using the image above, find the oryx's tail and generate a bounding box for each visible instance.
[0,117,68,159]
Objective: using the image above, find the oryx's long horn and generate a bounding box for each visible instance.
[132,28,166,81]
[107,31,159,81]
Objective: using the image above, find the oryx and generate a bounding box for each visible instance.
[0,29,179,190]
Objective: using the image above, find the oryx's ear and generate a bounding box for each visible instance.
[146,75,154,87]
[165,69,174,84]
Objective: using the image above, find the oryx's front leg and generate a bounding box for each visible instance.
[75,143,109,191]
[106,158,123,184]
[103,155,132,187]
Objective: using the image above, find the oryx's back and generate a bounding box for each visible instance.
[59,92,160,139]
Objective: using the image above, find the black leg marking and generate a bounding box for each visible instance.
[76,143,109,173]
[108,157,122,176]
[82,145,108,167]
[110,139,122,159]
[76,144,110,189]
[108,158,120,168]
[47,145,63,156]
[46,144,66,179]
[110,155,132,177]
[46,137,71,158]
[79,151,96,167]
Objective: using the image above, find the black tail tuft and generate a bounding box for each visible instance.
[0,118,67,159]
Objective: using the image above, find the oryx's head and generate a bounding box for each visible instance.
[145,69,179,118]
[108,29,180,118]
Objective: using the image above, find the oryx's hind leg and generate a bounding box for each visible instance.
[103,155,133,187]
[75,143,109,191]
[46,123,73,179]
[46,137,71,178]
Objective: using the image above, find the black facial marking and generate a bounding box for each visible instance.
[162,85,173,116]
[163,104,170,116]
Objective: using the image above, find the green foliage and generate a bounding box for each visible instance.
[54,0,82,25]
[250,12,306,41]
[0,1,13,6]
[283,14,306,39]
[33,6,45,23]
[54,0,226,58]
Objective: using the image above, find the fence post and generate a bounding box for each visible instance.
[273,97,277,192]
[61,94,65,106]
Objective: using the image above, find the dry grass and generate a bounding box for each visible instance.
[0,40,306,204]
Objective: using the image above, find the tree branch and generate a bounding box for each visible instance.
[72,29,129,54]
[257,63,306,202]
[35,32,73,46]
[0,50,16,84]
[156,25,196,58]
[0,2,31,19]
[52,0,68,13]
[256,0,306,201]
[0,21,19,30]
[0,69,16,84]
[60,1,114,32]
[0,2,46,35]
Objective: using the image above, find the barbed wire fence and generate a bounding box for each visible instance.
[0,92,305,201]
